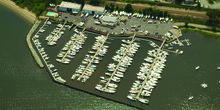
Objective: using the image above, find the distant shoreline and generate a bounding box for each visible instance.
[0,0,36,24]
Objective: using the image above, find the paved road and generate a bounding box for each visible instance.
[105,1,208,19]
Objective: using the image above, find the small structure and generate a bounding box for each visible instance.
[58,1,82,13]
[83,4,105,15]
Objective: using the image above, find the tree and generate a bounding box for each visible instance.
[185,21,189,27]
[138,9,143,14]
[115,5,119,11]
[158,11,164,17]
[164,11,168,17]
[105,4,110,11]
[212,26,217,32]
[197,2,201,10]
[110,3,115,12]
[125,3,133,13]
[142,8,147,16]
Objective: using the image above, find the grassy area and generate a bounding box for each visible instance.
[181,28,220,37]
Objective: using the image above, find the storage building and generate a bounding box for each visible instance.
[83,4,105,15]
[58,1,82,13]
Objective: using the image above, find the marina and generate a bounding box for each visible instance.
[29,16,220,109]
[31,19,169,109]
[3,3,220,110]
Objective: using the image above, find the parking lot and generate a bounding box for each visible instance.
[57,12,177,38]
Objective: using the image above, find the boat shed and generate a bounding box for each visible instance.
[58,1,82,13]
[83,4,105,15]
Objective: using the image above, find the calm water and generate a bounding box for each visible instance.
[1,4,220,110]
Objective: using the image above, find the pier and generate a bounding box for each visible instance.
[60,28,86,62]
[27,20,44,68]
[48,21,67,43]
[77,33,110,81]
[136,38,167,99]
[103,33,136,90]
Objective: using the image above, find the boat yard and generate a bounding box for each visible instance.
[30,12,186,109]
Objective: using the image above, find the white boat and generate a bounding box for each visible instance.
[55,77,66,84]
[217,67,220,70]
[201,83,208,88]
[138,98,149,104]
[71,75,76,80]
[104,88,116,93]
[188,96,193,100]
[127,94,136,101]
[195,66,200,70]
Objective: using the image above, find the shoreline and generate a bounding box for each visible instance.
[0,0,36,24]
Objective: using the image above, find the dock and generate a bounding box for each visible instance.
[48,21,67,43]
[77,33,110,81]
[136,38,167,99]
[103,33,136,90]
[60,28,86,62]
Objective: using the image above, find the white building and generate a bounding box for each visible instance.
[83,4,105,15]
[58,1,82,14]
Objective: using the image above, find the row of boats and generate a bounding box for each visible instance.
[127,49,169,104]
[56,32,87,64]
[32,20,66,84]
[95,39,140,93]
[45,22,66,46]
[71,35,109,82]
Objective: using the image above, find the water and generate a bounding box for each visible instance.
[1,4,220,110]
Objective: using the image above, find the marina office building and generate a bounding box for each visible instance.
[58,1,82,14]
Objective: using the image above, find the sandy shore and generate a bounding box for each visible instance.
[0,0,36,24]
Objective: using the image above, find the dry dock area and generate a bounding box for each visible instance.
[30,19,184,109]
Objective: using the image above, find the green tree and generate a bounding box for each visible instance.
[212,26,217,32]
[116,5,119,11]
[164,11,168,17]
[142,8,147,15]
[197,2,201,10]
[110,3,115,12]
[139,9,143,14]
[158,11,164,17]
[185,21,189,27]
[125,3,133,13]
[105,4,110,10]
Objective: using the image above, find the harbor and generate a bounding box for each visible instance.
[1,2,220,110]
[29,17,189,109]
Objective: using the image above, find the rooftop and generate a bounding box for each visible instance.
[102,16,117,23]
[59,1,81,9]
[83,4,105,12]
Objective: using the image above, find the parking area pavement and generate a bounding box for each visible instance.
[84,15,174,36]
[57,12,176,38]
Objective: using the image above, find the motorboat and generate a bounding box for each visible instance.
[127,94,136,101]
[195,66,200,70]
[188,96,193,100]
[201,83,208,88]
[138,98,149,104]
